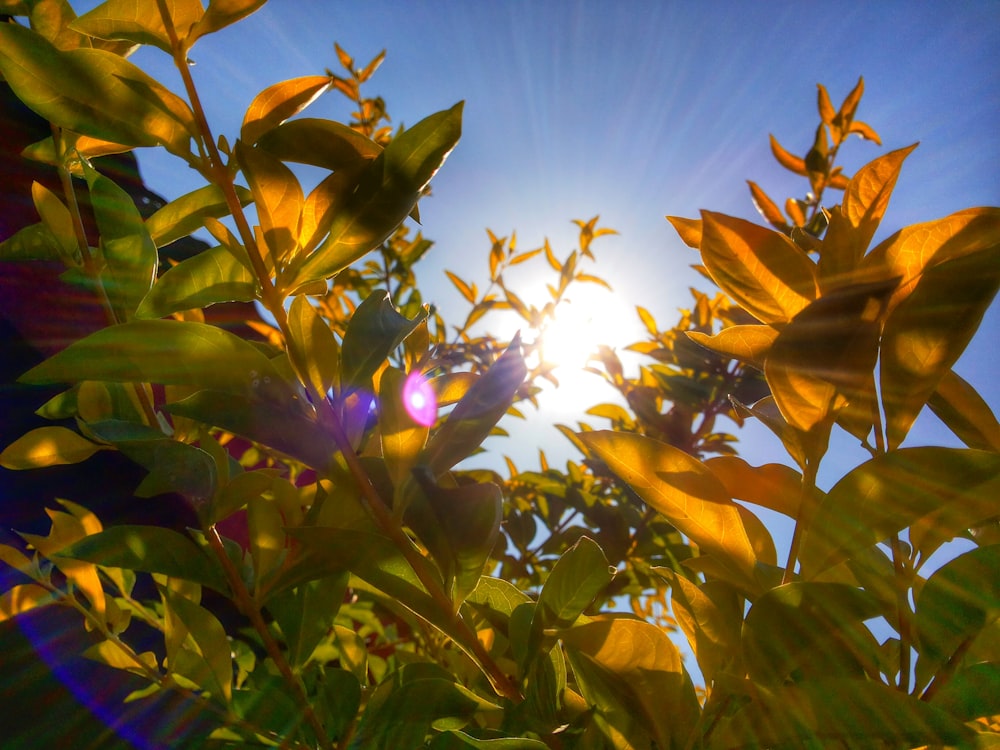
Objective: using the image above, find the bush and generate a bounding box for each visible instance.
[1,3,998,748]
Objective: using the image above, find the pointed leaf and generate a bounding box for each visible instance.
[799,448,1000,577]
[287,295,340,397]
[379,367,429,488]
[136,244,257,318]
[537,536,613,627]
[0,222,64,262]
[161,586,232,701]
[704,455,807,519]
[256,117,381,170]
[341,290,427,390]
[769,134,807,176]
[928,369,1000,452]
[0,23,194,155]
[580,431,757,588]
[236,141,303,264]
[20,320,282,395]
[699,210,817,324]
[881,246,1000,449]
[0,584,56,623]
[145,184,253,248]
[286,102,463,290]
[55,525,229,593]
[730,395,830,472]
[241,75,333,145]
[70,0,204,53]
[687,324,777,368]
[189,0,267,43]
[747,180,788,230]
[1,426,103,469]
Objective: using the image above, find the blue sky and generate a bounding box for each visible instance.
[94,0,1000,482]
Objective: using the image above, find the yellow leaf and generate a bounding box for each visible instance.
[579,431,757,587]
[705,456,809,520]
[747,180,788,230]
[848,120,882,145]
[838,76,865,124]
[0,584,55,623]
[509,247,543,266]
[817,83,837,125]
[287,295,340,397]
[247,495,285,589]
[380,367,430,489]
[700,211,817,325]
[445,270,476,304]
[0,426,103,469]
[686,324,778,368]
[241,75,333,146]
[666,215,702,249]
[236,142,304,264]
[769,134,807,176]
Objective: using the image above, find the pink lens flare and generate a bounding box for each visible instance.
[403,371,437,427]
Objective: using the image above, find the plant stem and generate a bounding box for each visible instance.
[889,534,913,692]
[205,526,333,748]
[781,461,817,584]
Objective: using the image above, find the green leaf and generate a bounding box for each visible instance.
[537,536,613,628]
[286,102,463,291]
[31,181,77,258]
[341,290,428,390]
[699,210,817,324]
[241,75,333,145]
[881,245,1000,450]
[145,184,253,248]
[798,447,1000,577]
[287,295,340,397]
[379,367,429,489]
[764,276,896,432]
[929,662,1000,722]
[20,320,282,395]
[319,667,362,740]
[160,585,233,701]
[708,678,974,749]
[561,618,699,750]
[188,0,268,45]
[742,582,880,686]
[266,573,348,668]
[0,426,103,469]
[84,162,158,320]
[70,0,205,54]
[0,23,194,156]
[579,430,758,590]
[422,335,527,476]
[136,244,256,318]
[407,470,503,609]
[0,221,65,262]
[349,677,498,750]
[164,389,334,472]
[915,545,1000,681]
[928,369,1000,452]
[428,732,550,750]
[256,117,381,170]
[55,525,229,593]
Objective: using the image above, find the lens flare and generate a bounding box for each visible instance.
[403,371,437,427]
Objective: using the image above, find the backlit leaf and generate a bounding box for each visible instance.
[666,215,703,249]
[769,134,807,176]
[704,455,808,519]
[422,335,526,476]
[928,369,1000,452]
[286,102,463,291]
[0,23,194,155]
[55,525,229,593]
[287,295,340,397]
[730,395,830,472]
[1,426,103,469]
[31,181,76,257]
[537,536,613,628]
[145,184,253,248]
[428,732,549,750]
[235,141,303,264]
[161,585,233,701]
[188,0,267,44]
[21,320,282,395]
[747,180,788,230]
[881,246,1000,449]
[0,222,64,262]
[699,210,817,324]
[379,367,429,489]
[580,431,757,588]
[256,117,381,170]
[341,290,427,390]
[70,0,204,53]
[84,162,157,320]
[0,584,55,623]
[241,75,333,145]
[136,244,256,318]
[247,494,285,586]
[915,545,1000,686]
[266,573,348,669]
[446,270,476,304]
[686,324,777,368]
[799,447,1000,577]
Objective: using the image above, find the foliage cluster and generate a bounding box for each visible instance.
[1,2,999,748]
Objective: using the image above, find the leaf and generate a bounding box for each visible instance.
[0,23,194,156]
[816,83,836,124]
[266,573,348,668]
[241,75,333,145]
[379,367,429,489]
[428,732,550,750]
[422,335,527,476]
[145,184,253,248]
[247,493,285,585]
[286,295,340,397]
[235,141,303,264]
[818,145,917,285]
[161,586,233,701]
[55,525,229,593]
[915,545,1000,681]
[930,662,1000,722]
[446,270,476,304]
[341,290,427,390]
[769,134,807,176]
[136,244,257,318]
[20,320,283,395]
[730,395,830,472]
[742,582,880,686]
[256,117,381,170]
[704,455,807,519]
[188,0,267,44]
[1,426,103,469]
[764,277,896,432]
[286,102,463,291]
[537,536,613,628]
[349,677,498,750]
[699,210,817,324]
[746,180,788,230]
[708,678,974,749]
[798,447,1000,577]
[83,162,158,320]
[880,246,1000,450]
[928,369,1000,452]
[0,222,64,262]
[407,470,503,609]
[164,389,335,472]
[0,584,56,623]
[70,0,204,54]
[686,324,777,368]
[580,431,757,589]
[31,181,76,257]
[561,618,699,750]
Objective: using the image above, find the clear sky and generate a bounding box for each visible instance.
[83,0,1000,483]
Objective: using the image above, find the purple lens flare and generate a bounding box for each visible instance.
[402,371,437,427]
